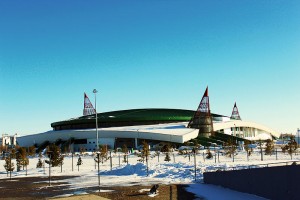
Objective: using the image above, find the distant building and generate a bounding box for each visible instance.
[1,134,17,148]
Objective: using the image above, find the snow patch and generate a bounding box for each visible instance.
[0,149,297,200]
[73,191,89,195]
[102,163,154,176]
[148,192,159,197]
[139,189,150,193]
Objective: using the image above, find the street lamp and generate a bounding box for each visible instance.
[93,89,99,151]
[234,124,236,137]
[72,152,74,171]
[136,130,140,149]
[96,152,100,192]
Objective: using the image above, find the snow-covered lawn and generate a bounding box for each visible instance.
[0,150,298,199]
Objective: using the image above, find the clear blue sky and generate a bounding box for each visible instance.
[0,0,299,136]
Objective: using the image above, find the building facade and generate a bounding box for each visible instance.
[17,108,279,151]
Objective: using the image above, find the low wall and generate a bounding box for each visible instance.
[203,165,300,200]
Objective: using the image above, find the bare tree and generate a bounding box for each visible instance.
[36,152,44,168]
[98,145,108,164]
[28,146,36,156]
[16,147,29,173]
[137,141,150,176]
[45,144,64,167]
[224,138,237,161]
[282,136,298,159]
[153,146,161,162]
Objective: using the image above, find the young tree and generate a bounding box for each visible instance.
[122,144,128,163]
[153,146,161,162]
[16,147,29,172]
[224,138,237,159]
[16,154,21,172]
[265,139,274,155]
[185,140,201,162]
[45,144,64,167]
[77,156,83,171]
[244,140,252,154]
[137,141,150,163]
[137,141,150,176]
[4,156,14,179]
[283,136,298,159]
[257,140,264,161]
[36,152,44,168]
[244,140,253,161]
[281,145,287,154]
[28,146,36,157]
[0,145,5,157]
[20,147,29,170]
[10,148,17,159]
[161,143,171,162]
[206,148,213,159]
[178,147,192,161]
[99,145,108,164]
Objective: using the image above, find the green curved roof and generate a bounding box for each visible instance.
[51,108,225,130]
[51,108,193,126]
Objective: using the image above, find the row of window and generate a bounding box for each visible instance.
[52,120,186,131]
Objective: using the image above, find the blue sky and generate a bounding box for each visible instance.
[0,0,299,136]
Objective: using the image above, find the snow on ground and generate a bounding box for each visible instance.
[0,149,299,199]
[186,183,266,200]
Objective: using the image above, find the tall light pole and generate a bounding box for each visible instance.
[93,89,99,151]
[97,152,100,191]
[234,124,236,137]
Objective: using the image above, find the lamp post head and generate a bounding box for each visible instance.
[93,89,98,94]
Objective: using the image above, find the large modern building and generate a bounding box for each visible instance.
[17,108,280,152]
[17,88,280,151]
